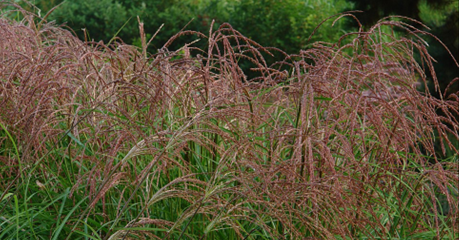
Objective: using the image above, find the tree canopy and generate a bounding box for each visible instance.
[3,0,457,93]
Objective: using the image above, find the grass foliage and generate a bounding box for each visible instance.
[0,7,458,240]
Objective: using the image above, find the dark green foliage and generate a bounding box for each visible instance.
[36,0,201,49]
[348,0,459,101]
[209,0,349,54]
[26,0,352,80]
[50,0,128,42]
[347,0,453,26]
[424,10,459,97]
[23,0,351,53]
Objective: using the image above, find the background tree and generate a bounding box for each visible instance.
[347,0,458,97]
[206,0,350,54]
[419,2,459,97]
[346,0,453,26]
[31,0,350,79]
[21,0,350,53]
[4,0,456,90]
[47,0,128,43]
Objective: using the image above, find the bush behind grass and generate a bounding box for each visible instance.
[0,7,458,240]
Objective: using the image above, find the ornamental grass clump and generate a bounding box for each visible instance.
[0,6,458,240]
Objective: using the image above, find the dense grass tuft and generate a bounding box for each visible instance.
[1,7,458,240]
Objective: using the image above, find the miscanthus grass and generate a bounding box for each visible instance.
[0,6,458,240]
